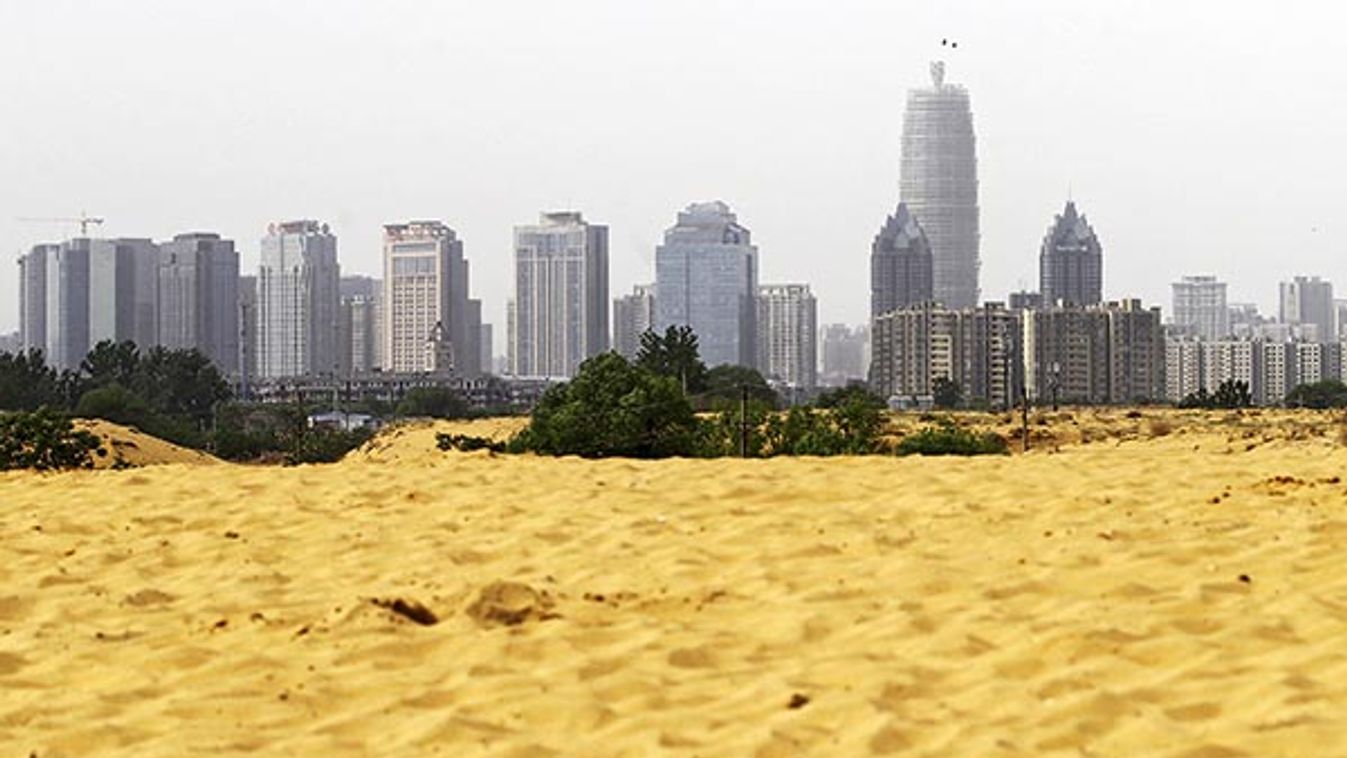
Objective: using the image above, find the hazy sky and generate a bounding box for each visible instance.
[2,1,1344,344]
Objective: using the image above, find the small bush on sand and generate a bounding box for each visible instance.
[896,421,1007,457]
[0,408,104,471]
[436,433,506,453]
[1147,417,1173,437]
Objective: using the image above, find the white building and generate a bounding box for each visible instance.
[1279,276,1334,343]
[257,221,340,378]
[756,284,817,390]
[613,284,656,360]
[382,221,473,375]
[1171,275,1229,340]
[510,211,609,377]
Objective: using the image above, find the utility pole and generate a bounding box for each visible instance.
[1020,386,1030,453]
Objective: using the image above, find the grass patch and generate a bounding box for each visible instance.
[896,421,1008,457]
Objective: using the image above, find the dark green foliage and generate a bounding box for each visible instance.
[0,408,104,471]
[1180,380,1253,410]
[286,426,374,465]
[511,353,699,458]
[635,326,707,395]
[896,421,1008,456]
[212,403,371,464]
[134,346,232,427]
[698,394,885,457]
[933,377,963,410]
[814,384,887,410]
[1284,380,1347,409]
[396,386,469,419]
[697,403,771,457]
[695,364,779,411]
[0,349,63,411]
[436,433,507,453]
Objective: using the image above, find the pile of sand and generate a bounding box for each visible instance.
[2,410,1345,755]
[351,416,528,464]
[72,419,219,469]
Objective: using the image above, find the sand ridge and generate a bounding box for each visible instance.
[2,413,1347,755]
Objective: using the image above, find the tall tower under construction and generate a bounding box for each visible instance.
[900,61,980,309]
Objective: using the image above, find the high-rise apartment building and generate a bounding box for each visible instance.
[382,221,475,375]
[338,276,382,376]
[88,238,159,351]
[1171,275,1229,340]
[1039,201,1102,307]
[756,284,817,390]
[869,302,1019,408]
[655,201,758,368]
[158,232,240,374]
[819,324,869,387]
[613,284,656,359]
[44,240,91,370]
[900,61,979,309]
[18,244,55,355]
[257,221,340,379]
[1279,276,1335,342]
[870,202,933,317]
[509,211,609,378]
[1023,300,1164,405]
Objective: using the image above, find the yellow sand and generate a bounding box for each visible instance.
[73,419,219,468]
[2,410,1346,756]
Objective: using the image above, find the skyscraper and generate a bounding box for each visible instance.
[158,232,240,374]
[1171,275,1229,340]
[510,211,609,378]
[382,221,472,374]
[654,201,758,368]
[44,239,91,371]
[18,244,55,355]
[86,238,159,352]
[257,220,340,379]
[819,323,869,387]
[338,275,382,375]
[1279,276,1335,342]
[757,284,817,390]
[613,284,656,359]
[900,61,979,309]
[870,202,933,317]
[1039,201,1103,307]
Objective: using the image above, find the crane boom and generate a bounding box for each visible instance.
[16,212,106,236]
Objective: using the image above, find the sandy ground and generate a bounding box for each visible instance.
[3,410,1347,756]
[72,419,219,469]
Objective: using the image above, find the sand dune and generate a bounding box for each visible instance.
[72,419,220,468]
[3,410,1347,756]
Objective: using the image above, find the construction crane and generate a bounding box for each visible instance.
[16,212,106,237]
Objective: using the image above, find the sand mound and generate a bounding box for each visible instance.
[73,418,219,468]
[3,410,1347,755]
[351,416,528,464]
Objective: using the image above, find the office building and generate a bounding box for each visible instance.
[382,221,474,375]
[510,211,609,377]
[338,275,381,375]
[900,61,980,308]
[44,239,92,371]
[88,238,159,351]
[1171,275,1229,340]
[1279,276,1335,343]
[158,232,240,374]
[870,202,933,317]
[1039,201,1102,307]
[655,201,758,367]
[819,324,869,387]
[757,284,817,390]
[613,284,656,359]
[257,221,340,379]
[18,244,56,355]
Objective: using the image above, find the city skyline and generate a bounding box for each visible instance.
[2,2,1342,339]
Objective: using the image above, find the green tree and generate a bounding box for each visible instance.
[0,349,62,411]
[79,340,142,394]
[635,326,707,395]
[137,346,232,427]
[696,364,778,410]
[1212,379,1252,409]
[814,384,886,410]
[511,352,699,458]
[0,408,104,471]
[1285,380,1347,409]
[933,377,963,410]
[395,386,469,419]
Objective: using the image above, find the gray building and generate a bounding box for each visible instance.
[870,302,1019,409]
[18,244,55,356]
[613,283,656,359]
[757,284,817,390]
[509,211,609,378]
[819,323,869,387]
[1171,275,1229,340]
[338,275,381,375]
[1039,201,1103,307]
[1279,276,1335,343]
[89,238,159,351]
[655,201,758,368]
[479,323,493,376]
[44,239,91,371]
[257,220,341,379]
[1023,300,1164,405]
[1007,290,1043,311]
[870,202,933,317]
[0,332,20,355]
[900,61,980,309]
[158,232,240,375]
[238,275,257,395]
[382,221,475,375]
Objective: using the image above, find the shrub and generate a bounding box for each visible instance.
[511,353,699,458]
[815,385,886,410]
[0,408,104,471]
[896,421,1007,456]
[436,433,507,453]
[1146,417,1174,437]
[396,387,469,419]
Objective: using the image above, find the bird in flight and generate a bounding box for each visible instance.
[941,38,959,49]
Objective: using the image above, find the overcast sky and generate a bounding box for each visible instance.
[1,1,1343,345]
